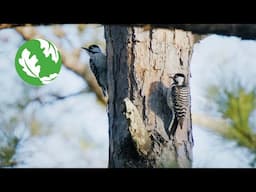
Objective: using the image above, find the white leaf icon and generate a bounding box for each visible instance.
[40,73,58,84]
[18,48,40,78]
[37,39,59,63]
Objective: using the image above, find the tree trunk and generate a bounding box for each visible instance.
[105,26,194,168]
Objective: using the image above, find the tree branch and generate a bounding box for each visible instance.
[2,24,256,40]
[136,24,256,40]
[192,113,229,135]
[11,88,89,108]
[0,24,25,29]
[31,88,89,105]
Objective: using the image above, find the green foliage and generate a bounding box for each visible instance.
[0,135,19,167]
[207,84,256,153]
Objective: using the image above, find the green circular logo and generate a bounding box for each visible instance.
[15,38,62,86]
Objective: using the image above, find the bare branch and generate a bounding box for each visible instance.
[0,24,25,29]
[4,24,256,40]
[192,113,229,135]
[16,88,89,108]
[32,88,89,105]
[50,88,88,100]
[15,25,107,104]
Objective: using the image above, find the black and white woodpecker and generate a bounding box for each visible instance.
[82,45,107,97]
[166,73,190,137]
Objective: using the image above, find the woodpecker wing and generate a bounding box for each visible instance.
[89,59,98,79]
[90,56,107,97]
[172,85,188,130]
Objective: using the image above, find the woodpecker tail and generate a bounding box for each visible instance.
[178,118,185,130]
[169,116,178,138]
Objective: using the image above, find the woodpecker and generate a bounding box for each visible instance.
[166,73,190,137]
[82,45,107,97]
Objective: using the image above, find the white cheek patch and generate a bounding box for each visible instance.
[176,76,184,84]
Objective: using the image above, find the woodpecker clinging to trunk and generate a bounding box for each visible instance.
[82,44,107,97]
[166,73,190,138]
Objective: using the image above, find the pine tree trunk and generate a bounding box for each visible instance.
[105,26,194,168]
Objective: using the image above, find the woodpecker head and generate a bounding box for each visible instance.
[82,44,102,57]
[170,73,186,86]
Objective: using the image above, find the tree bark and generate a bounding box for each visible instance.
[105,26,194,168]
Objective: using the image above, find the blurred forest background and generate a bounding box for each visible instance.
[0,24,256,168]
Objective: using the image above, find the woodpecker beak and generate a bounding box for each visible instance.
[169,75,174,80]
[82,47,89,52]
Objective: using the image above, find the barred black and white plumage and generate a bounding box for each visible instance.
[166,73,189,137]
[172,85,189,128]
[82,45,107,97]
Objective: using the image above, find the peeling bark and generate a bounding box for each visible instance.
[124,98,152,156]
[105,26,194,168]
